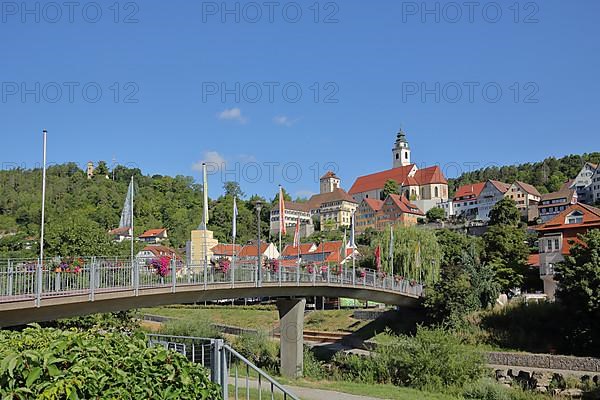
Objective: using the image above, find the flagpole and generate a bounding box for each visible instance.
[232,196,237,288]
[130,176,134,269]
[390,224,394,287]
[351,212,356,287]
[202,163,209,289]
[37,130,47,307]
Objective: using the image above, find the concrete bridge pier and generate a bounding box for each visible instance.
[276,298,306,379]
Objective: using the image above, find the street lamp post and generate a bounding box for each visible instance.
[255,200,263,287]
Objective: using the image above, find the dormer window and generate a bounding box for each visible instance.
[565,211,584,224]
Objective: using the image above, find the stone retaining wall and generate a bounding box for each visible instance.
[486,351,600,373]
[352,310,386,321]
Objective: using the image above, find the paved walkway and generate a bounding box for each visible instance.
[236,378,379,400]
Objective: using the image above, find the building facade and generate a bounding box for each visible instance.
[534,203,600,299]
[355,198,383,232]
[376,194,424,229]
[349,129,448,213]
[591,165,600,204]
[505,181,541,222]
[269,201,313,237]
[569,162,597,204]
[538,185,578,223]
[477,180,511,221]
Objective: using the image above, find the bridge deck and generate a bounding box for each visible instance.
[0,260,423,327]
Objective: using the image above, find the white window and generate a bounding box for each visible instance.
[565,211,584,225]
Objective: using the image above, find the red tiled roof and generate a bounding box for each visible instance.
[211,244,242,256]
[349,165,446,195]
[141,245,182,260]
[363,198,384,212]
[139,228,166,238]
[306,188,357,209]
[388,194,425,216]
[488,180,511,193]
[515,181,542,197]
[540,187,577,204]
[109,227,131,236]
[313,241,343,254]
[349,164,415,194]
[239,243,271,257]
[413,166,448,185]
[324,248,354,263]
[282,243,315,256]
[320,171,339,180]
[535,203,600,231]
[453,182,486,201]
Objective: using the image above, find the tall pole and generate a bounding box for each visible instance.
[37,130,47,307]
[390,224,394,286]
[39,130,47,267]
[130,176,134,267]
[255,201,263,287]
[203,163,209,288]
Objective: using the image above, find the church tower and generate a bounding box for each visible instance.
[320,171,340,194]
[392,128,411,168]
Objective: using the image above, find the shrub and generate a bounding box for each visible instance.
[463,379,545,400]
[51,311,140,332]
[233,332,279,373]
[159,317,222,339]
[332,327,485,391]
[303,347,326,380]
[0,326,222,399]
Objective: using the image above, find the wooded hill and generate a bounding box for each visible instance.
[448,152,600,196]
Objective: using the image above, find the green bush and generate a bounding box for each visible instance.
[159,318,222,339]
[303,348,326,380]
[332,327,485,391]
[463,379,545,400]
[233,332,279,373]
[0,326,222,399]
[51,311,140,333]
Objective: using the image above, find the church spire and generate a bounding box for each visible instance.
[392,127,411,168]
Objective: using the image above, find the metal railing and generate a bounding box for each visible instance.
[0,257,424,305]
[147,334,299,400]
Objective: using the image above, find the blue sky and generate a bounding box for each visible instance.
[1,0,599,199]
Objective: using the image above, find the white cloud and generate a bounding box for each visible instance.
[272,115,298,127]
[217,108,247,124]
[192,151,227,172]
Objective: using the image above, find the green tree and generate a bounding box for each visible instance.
[426,251,499,328]
[426,207,445,222]
[223,181,244,198]
[435,229,483,269]
[555,229,600,355]
[488,198,521,226]
[383,179,399,198]
[94,161,109,177]
[483,225,529,291]
[45,214,116,256]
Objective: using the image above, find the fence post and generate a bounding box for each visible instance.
[211,339,223,385]
[35,261,42,307]
[171,257,176,293]
[7,260,13,297]
[134,259,139,296]
[220,344,229,400]
[90,259,95,302]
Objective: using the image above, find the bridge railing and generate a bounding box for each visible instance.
[147,333,300,400]
[0,257,423,304]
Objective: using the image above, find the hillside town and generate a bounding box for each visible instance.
[103,129,600,302]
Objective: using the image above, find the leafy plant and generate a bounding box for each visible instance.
[0,326,222,399]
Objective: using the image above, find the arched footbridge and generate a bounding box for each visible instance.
[0,258,422,326]
[0,258,423,378]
